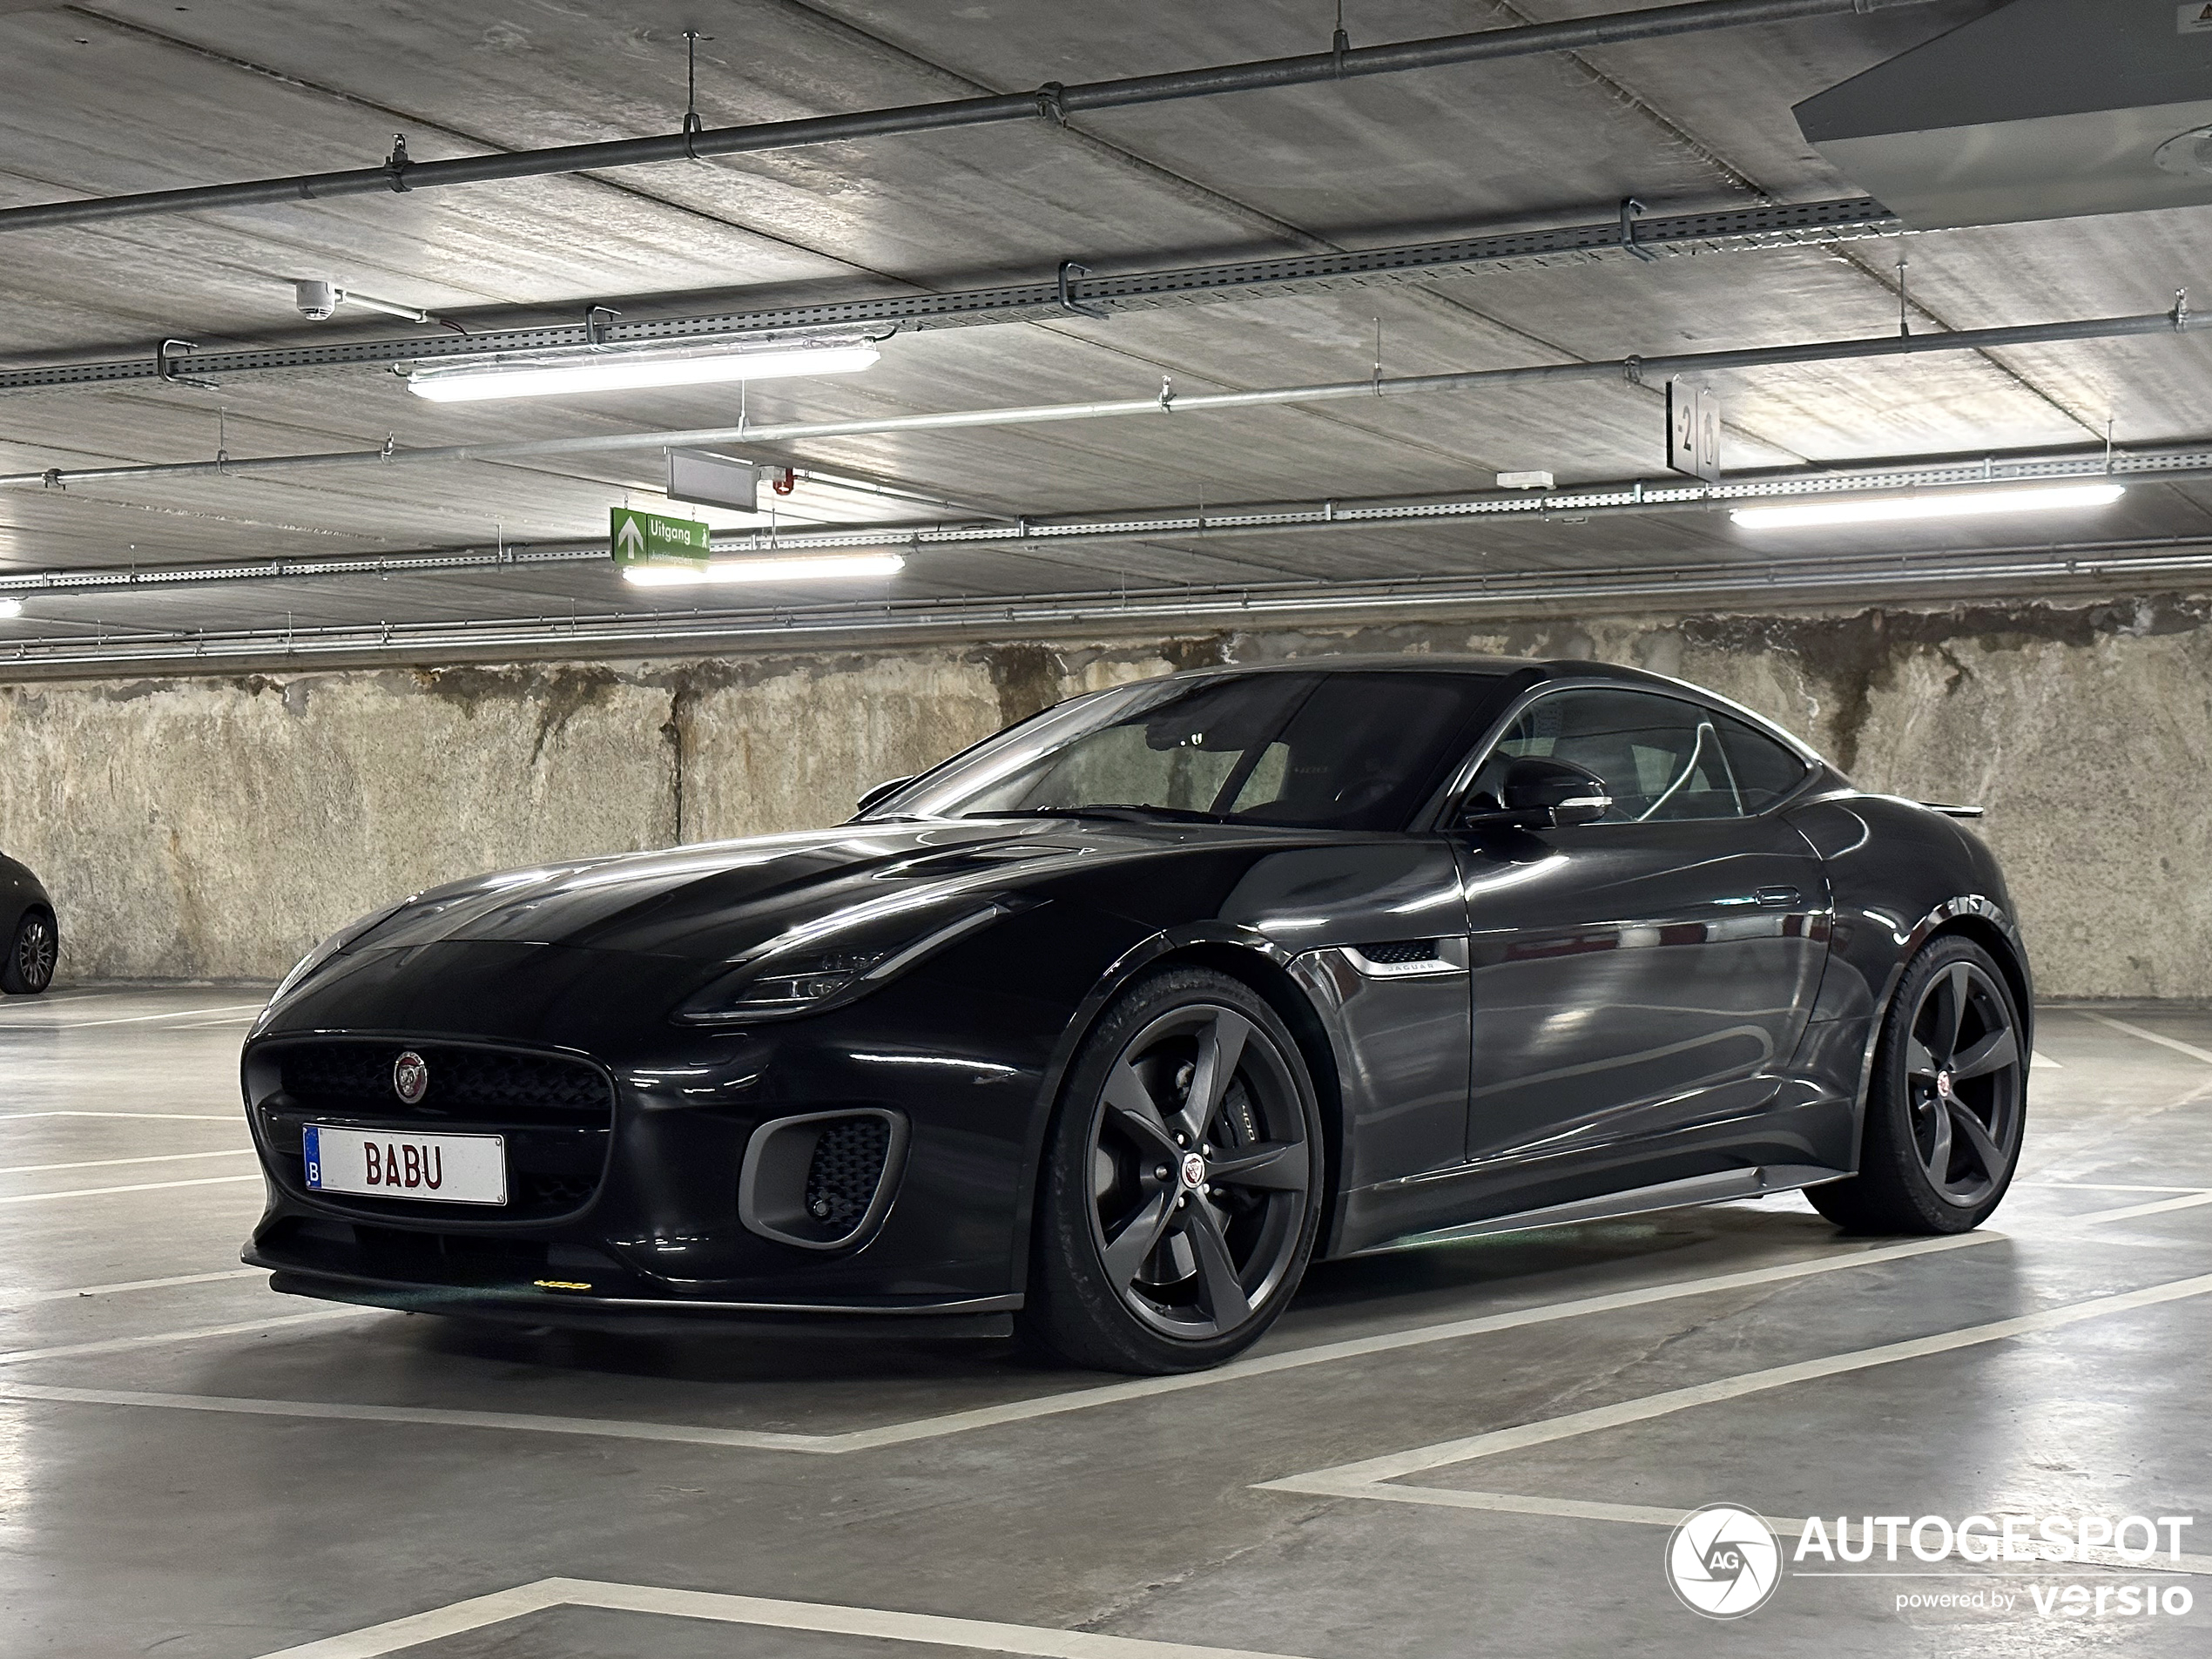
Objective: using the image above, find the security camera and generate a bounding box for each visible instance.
[293,279,341,320]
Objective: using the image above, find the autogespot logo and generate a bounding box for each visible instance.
[1668,1505,1784,1619]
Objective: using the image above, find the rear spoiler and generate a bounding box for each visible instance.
[1919,802,1986,819]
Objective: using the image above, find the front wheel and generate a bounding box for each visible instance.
[1022,967,1323,1374]
[1811,934,2026,1234]
[2,910,57,995]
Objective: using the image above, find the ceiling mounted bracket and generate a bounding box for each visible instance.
[1035,82,1069,125]
[584,305,624,348]
[1158,375,1177,411]
[1056,260,1108,319]
[154,338,218,390]
[680,29,712,159]
[1332,0,1350,74]
[1619,198,1658,262]
[2174,289,2191,332]
[1622,354,1645,387]
[385,133,413,192]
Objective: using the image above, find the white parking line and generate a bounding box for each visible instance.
[2077,1011,2212,1067]
[2064,1190,2212,1226]
[0,1111,241,1123]
[1258,1271,2212,1501]
[0,1173,261,1205]
[14,1002,266,1030]
[0,1148,253,1177]
[253,1578,1308,1659]
[0,1232,2000,1451]
[2017,1182,2212,1193]
[0,1268,263,1309]
[0,1307,370,1367]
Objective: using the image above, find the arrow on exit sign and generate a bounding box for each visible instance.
[610,506,711,566]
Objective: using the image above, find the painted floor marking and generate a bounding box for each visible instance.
[0,1307,370,1367]
[253,1577,1310,1659]
[2017,1182,2212,1193]
[2030,1050,2063,1069]
[0,1232,1998,1452]
[11,1002,266,1030]
[0,1110,242,1123]
[2062,1190,2212,1226]
[0,1147,253,1177]
[0,1173,261,1205]
[1258,1270,2212,1506]
[0,1267,263,1309]
[2077,1011,2212,1067]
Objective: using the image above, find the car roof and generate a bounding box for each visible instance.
[1147,653,1831,765]
[1153,652,1667,687]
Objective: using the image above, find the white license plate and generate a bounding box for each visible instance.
[302,1123,506,1205]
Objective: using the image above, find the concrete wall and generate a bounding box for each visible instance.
[2,592,2206,997]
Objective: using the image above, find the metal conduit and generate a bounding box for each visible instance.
[3,302,2197,493]
[10,443,2209,598]
[0,197,1902,394]
[4,536,2209,676]
[0,0,1937,235]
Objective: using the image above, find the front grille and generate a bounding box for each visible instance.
[253,1038,614,1223]
[277,1041,611,1126]
[805,1116,893,1232]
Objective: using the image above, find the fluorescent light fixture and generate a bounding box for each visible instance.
[1731,482,2124,530]
[408,338,879,402]
[621,553,905,586]
[0,597,20,618]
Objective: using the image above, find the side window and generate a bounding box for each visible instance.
[1480,689,1743,822]
[1715,712,1811,811]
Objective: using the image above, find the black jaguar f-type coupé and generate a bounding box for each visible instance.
[242,656,2030,1372]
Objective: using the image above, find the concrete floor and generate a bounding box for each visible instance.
[2,988,2208,1658]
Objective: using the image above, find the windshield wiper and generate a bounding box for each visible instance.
[959,803,1226,825]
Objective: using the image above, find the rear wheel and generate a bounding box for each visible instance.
[2,910,56,995]
[1022,967,1322,1373]
[1811,935,2025,1234]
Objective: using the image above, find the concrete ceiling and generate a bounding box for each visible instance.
[5,0,2212,661]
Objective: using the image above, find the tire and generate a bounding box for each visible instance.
[1022,967,1325,1373]
[1810,934,2026,1235]
[2,910,57,995]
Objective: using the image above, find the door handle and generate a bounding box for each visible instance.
[1755,886,1802,908]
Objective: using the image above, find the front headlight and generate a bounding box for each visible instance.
[676,904,1008,1026]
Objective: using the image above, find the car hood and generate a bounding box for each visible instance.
[344,817,1312,965]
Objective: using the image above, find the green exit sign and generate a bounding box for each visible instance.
[610,506,711,566]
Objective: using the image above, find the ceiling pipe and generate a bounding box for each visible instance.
[0,196,1901,394]
[10,442,2206,599]
[3,300,2199,493]
[0,0,1939,236]
[5,536,2209,677]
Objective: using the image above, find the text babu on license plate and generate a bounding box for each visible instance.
[302,1123,507,1205]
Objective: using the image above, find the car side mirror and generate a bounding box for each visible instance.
[1460,758,1613,831]
[854,775,916,815]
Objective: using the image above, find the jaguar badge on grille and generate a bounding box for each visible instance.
[392,1050,429,1105]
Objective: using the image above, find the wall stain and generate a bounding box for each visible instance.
[972,643,1062,726]
[1680,597,2211,773]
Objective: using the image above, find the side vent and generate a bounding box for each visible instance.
[1342,938,1468,979]
[738,1109,907,1250]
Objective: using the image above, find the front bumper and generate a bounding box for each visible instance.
[242,939,1077,1322]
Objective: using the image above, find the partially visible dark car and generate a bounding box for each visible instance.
[1,853,57,995]
[241,657,2031,1373]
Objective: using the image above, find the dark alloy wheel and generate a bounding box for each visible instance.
[1811,934,2025,1234]
[2,910,57,995]
[1025,967,1322,1372]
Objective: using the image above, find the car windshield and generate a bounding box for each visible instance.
[868,670,1503,832]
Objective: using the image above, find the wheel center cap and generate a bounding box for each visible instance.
[1180,1151,1208,1190]
[1936,1069,1956,1102]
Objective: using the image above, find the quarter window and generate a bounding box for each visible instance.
[1476,689,1746,822]
[1714,712,1811,810]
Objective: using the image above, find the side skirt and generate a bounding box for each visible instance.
[1345,1163,1851,1258]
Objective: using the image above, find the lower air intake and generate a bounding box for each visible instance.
[738,1109,907,1251]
